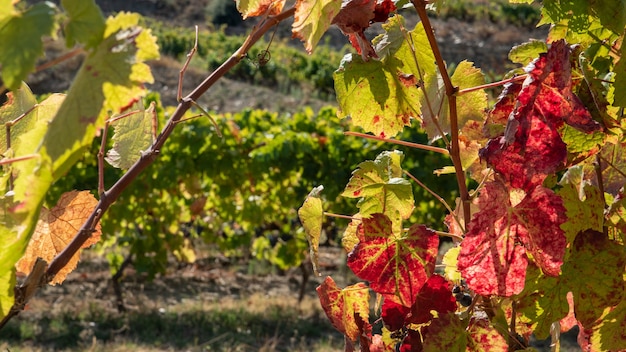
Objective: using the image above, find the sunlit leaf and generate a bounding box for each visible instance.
[458,181,567,296]
[15,191,102,285]
[347,214,438,306]
[317,276,370,342]
[0,2,57,90]
[466,317,508,352]
[590,299,626,351]
[105,101,155,170]
[561,229,626,328]
[292,0,342,53]
[237,0,284,19]
[61,0,105,48]
[406,274,456,325]
[342,151,413,232]
[421,61,487,142]
[422,312,468,352]
[298,185,324,276]
[334,18,436,138]
[508,40,548,65]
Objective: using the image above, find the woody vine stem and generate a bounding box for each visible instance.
[0,6,297,329]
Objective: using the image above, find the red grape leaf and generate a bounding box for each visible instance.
[381,299,409,331]
[561,229,626,328]
[421,312,468,352]
[15,191,101,285]
[483,81,522,139]
[481,40,601,191]
[354,312,373,351]
[466,317,508,352]
[399,329,423,352]
[331,0,377,59]
[458,181,567,296]
[317,276,370,342]
[406,274,456,325]
[347,215,438,306]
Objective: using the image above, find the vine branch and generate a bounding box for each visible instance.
[412,0,470,226]
[3,6,297,328]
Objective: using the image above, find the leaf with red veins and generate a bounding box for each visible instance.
[317,276,370,342]
[483,81,522,139]
[332,0,377,60]
[458,181,567,296]
[347,217,439,306]
[481,117,567,191]
[421,312,469,351]
[466,317,508,352]
[236,0,284,19]
[354,312,373,351]
[482,40,601,190]
[381,299,410,331]
[406,274,457,325]
[561,229,626,328]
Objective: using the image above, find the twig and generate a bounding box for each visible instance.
[35,47,84,73]
[97,124,109,196]
[403,170,463,233]
[2,6,298,328]
[344,131,449,155]
[412,0,470,225]
[178,26,199,102]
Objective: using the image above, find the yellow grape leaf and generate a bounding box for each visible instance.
[236,0,284,19]
[442,246,462,282]
[0,82,38,152]
[341,215,361,252]
[16,191,101,285]
[292,0,342,53]
[297,185,324,276]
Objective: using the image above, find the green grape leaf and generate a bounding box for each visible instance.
[508,40,548,65]
[237,0,284,19]
[517,265,569,339]
[334,19,436,138]
[421,61,487,142]
[422,312,468,352]
[342,151,413,231]
[105,101,156,170]
[292,0,341,53]
[614,44,626,108]
[298,185,324,276]
[0,2,57,90]
[607,193,626,242]
[557,182,604,243]
[582,140,626,195]
[590,299,626,351]
[40,12,159,180]
[466,317,508,352]
[0,83,38,152]
[61,0,105,48]
[590,0,626,35]
[562,229,626,328]
[317,276,370,342]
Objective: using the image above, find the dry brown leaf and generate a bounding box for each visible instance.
[16,190,101,285]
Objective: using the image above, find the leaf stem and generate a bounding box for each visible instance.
[344,131,449,155]
[412,0,470,225]
[0,154,38,165]
[323,212,357,221]
[98,123,109,197]
[403,170,461,230]
[457,74,527,95]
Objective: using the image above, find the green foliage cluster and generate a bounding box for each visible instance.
[49,98,453,278]
[152,23,342,99]
[433,0,541,28]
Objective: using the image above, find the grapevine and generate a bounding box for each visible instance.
[0,0,624,351]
